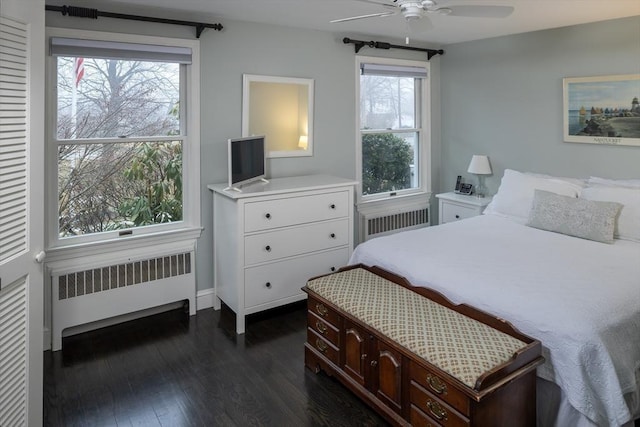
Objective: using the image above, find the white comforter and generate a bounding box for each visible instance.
[349,214,640,426]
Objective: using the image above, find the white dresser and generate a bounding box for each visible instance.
[436,192,492,225]
[208,175,356,334]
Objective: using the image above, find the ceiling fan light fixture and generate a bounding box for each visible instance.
[400,2,423,20]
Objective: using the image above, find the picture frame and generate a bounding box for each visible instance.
[563,74,640,147]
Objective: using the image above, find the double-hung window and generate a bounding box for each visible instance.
[47,29,200,247]
[356,56,430,202]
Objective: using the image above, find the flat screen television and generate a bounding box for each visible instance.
[226,135,267,191]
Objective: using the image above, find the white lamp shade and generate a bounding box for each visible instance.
[467,155,492,175]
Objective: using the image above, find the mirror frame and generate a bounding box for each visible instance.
[242,74,314,158]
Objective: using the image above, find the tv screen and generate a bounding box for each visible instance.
[228,135,266,189]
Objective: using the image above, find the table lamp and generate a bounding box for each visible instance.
[467,155,492,198]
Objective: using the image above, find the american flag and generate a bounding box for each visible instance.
[74,57,84,88]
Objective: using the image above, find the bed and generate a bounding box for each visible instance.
[349,170,640,427]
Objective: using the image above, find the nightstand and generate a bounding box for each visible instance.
[436,192,493,225]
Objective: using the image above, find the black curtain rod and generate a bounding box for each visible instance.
[343,37,443,60]
[45,5,223,38]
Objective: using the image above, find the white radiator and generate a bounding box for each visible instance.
[51,250,196,351]
[359,201,430,242]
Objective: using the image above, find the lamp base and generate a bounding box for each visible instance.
[475,175,487,198]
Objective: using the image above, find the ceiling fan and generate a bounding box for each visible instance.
[331,0,514,26]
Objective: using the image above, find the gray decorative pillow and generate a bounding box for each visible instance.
[526,190,622,243]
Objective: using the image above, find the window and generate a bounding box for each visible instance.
[47,30,200,246]
[356,57,430,201]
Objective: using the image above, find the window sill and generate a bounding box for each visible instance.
[45,226,203,267]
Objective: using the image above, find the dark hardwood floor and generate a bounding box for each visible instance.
[43,301,388,427]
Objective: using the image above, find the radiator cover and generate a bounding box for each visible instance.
[359,200,430,242]
[51,250,195,351]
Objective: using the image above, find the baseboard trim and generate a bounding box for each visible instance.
[196,288,215,311]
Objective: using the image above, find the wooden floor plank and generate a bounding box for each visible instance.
[44,302,388,427]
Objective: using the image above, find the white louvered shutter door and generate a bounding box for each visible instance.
[0,15,29,427]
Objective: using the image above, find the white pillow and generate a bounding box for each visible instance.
[526,172,586,188]
[527,190,622,244]
[483,169,584,223]
[588,177,640,188]
[580,185,640,242]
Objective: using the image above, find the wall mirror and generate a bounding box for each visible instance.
[242,74,314,158]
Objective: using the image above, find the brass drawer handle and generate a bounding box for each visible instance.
[426,399,448,421]
[426,373,447,395]
[316,303,328,317]
[315,339,328,353]
[315,321,328,335]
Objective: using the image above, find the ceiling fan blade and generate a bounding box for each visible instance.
[406,15,433,33]
[353,0,398,10]
[445,5,514,18]
[330,11,396,23]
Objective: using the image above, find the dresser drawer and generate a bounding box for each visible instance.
[308,311,340,347]
[307,328,340,365]
[245,219,349,265]
[244,247,349,308]
[245,191,349,232]
[411,382,469,427]
[410,361,470,416]
[441,202,478,224]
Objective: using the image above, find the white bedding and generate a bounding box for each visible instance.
[349,214,640,426]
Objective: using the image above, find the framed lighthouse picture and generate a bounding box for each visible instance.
[563,74,640,147]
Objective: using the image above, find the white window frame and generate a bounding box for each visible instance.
[45,27,201,254]
[355,55,431,205]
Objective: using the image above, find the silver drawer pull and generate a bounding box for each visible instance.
[426,373,447,395]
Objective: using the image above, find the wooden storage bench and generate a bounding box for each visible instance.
[303,264,544,427]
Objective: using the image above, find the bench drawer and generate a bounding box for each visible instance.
[410,361,470,416]
[307,328,339,365]
[410,382,469,427]
[308,311,340,347]
[308,296,341,329]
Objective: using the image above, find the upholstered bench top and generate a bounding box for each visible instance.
[306,268,527,389]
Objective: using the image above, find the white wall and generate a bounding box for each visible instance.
[439,16,640,201]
